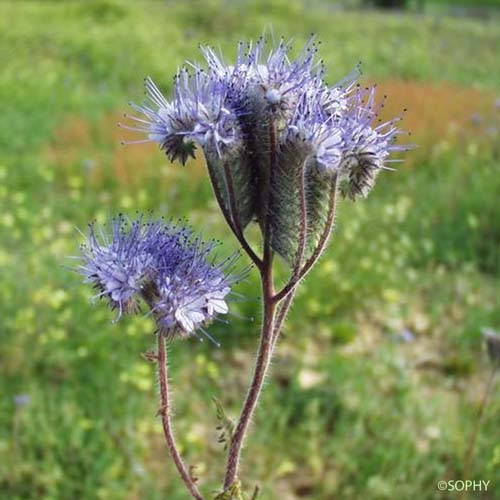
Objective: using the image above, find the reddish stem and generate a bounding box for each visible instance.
[157,334,204,500]
[271,175,339,351]
[223,118,278,490]
[271,287,296,350]
[223,260,276,489]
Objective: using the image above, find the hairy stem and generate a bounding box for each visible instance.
[271,287,297,350]
[271,175,338,349]
[223,118,279,490]
[223,261,276,489]
[157,334,204,500]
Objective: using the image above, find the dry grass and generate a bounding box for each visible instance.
[43,112,211,188]
[378,79,496,147]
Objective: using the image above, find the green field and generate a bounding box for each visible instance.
[0,1,499,499]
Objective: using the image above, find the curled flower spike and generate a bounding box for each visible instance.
[286,89,344,173]
[75,215,244,342]
[337,86,412,200]
[201,35,323,117]
[151,233,244,341]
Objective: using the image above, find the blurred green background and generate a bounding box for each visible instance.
[0,0,499,498]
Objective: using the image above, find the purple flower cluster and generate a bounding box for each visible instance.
[127,71,241,164]
[127,34,409,200]
[76,215,241,341]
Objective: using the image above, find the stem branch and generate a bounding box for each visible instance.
[223,262,276,489]
[271,288,297,350]
[223,118,279,490]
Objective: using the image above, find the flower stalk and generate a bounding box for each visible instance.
[274,175,339,303]
[222,116,279,489]
[222,176,339,491]
[156,333,204,500]
[223,259,276,489]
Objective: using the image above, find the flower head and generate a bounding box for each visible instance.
[126,34,408,177]
[75,215,243,342]
[286,88,344,173]
[124,34,411,263]
[337,86,410,200]
[77,215,154,316]
[126,69,241,164]
[154,246,239,342]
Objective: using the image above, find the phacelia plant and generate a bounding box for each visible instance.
[77,33,410,499]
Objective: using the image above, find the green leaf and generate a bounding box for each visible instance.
[212,397,235,451]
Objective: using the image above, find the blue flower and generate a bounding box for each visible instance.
[152,235,242,341]
[126,70,241,164]
[77,215,154,317]
[202,36,324,118]
[124,34,411,261]
[286,88,344,173]
[337,86,411,199]
[75,215,243,341]
[126,34,407,181]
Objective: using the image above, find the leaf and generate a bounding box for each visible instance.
[212,397,235,451]
[250,485,260,500]
[212,480,245,500]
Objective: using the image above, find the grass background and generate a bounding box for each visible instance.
[0,0,499,498]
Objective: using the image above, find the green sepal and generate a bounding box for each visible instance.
[205,149,257,230]
[268,138,309,264]
[304,164,337,257]
[267,138,336,266]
